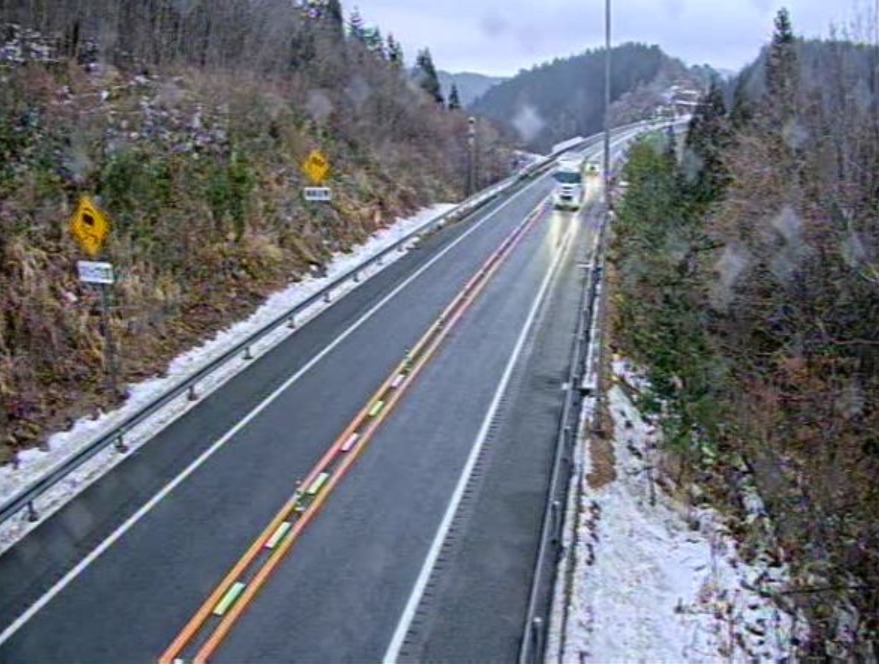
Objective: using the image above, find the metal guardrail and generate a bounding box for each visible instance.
[0,132,614,528]
[517,118,689,664]
[0,188,501,526]
[517,225,605,664]
[0,120,658,529]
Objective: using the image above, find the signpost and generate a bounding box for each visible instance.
[301,149,331,202]
[69,196,120,397]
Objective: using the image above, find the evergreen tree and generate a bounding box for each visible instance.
[761,7,803,185]
[386,33,404,67]
[364,26,385,59]
[729,73,754,129]
[302,0,345,41]
[684,79,731,204]
[416,48,444,105]
[348,6,366,44]
[290,3,318,67]
[448,83,461,110]
[325,0,345,41]
[764,7,798,126]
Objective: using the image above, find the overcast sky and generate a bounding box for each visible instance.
[357,0,873,76]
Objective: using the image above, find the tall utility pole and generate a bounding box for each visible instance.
[593,0,613,441]
[875,0,879,119]
[603,0,612,212]
[467,116,478,196]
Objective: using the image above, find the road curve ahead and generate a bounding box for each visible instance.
[0,130,633,663]
[0,159,558,662]
[211,184,586,664]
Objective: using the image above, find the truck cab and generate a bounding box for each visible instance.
[552,158,586,210]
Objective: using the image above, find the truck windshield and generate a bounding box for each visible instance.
[553,171,582,184]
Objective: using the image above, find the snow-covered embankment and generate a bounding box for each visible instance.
[550,360,802,663]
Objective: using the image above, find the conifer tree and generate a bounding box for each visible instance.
[386,33,404,67]
[448,83,461,110]
[765,7,798,126]
[348,6,366,44]
[685,79,731,204]
[416,48,444,105]
[325,0,344,41]
[729,73,754,129]
[761,7,802,184]
[302,0,345,41]
[364,26,385,59]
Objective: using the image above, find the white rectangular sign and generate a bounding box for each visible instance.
[303,187,332,202]
[77,260,115,284]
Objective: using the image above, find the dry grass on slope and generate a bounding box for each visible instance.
[0,60,488,464]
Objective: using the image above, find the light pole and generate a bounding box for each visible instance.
[593,0,612,441]
[603,0,612,213]
[467,116,477,196]
[875,0,879,120]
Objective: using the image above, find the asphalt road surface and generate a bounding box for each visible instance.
[0,137,613,663]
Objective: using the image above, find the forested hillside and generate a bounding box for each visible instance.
[609,10,878,659]
[471,43,704,150]
[0,0,512,461]
[437,71,506,108]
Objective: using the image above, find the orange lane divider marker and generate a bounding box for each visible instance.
[159,197,549,664]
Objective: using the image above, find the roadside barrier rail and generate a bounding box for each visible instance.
[0,125,640,528]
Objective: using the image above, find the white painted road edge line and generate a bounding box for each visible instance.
[0,169,552,648]
[382,199,578,664]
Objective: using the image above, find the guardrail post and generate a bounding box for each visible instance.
[353,270,360,283]
[551,500,562,544]
[26,500,39,522]
[530,617,544,664]
[563,419,576,467]
[287,315,296,329]
[244,346,253,361]
[114,434,128,453]
[188,384,199,401]
[324,290,332,303]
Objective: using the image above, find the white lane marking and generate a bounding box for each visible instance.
[0,170,552,647]
[382,201,578,664]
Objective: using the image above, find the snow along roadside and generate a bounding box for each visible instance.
[550,359,803,663]
[0,202,457,555]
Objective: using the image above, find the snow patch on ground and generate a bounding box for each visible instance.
[0,203,455,554]
[558,362,800,663]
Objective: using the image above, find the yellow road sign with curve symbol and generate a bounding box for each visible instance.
[70,195,111,257]
[301,149,330,185]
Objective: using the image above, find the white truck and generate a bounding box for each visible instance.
[552,157,586,210]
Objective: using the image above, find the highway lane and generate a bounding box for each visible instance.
[0,166,557,662]
[0,125,641,662]
[397,202,605,664]
[213,182,576,663]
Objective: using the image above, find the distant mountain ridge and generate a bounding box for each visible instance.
[471,43,708,150]
[437,71,507,108]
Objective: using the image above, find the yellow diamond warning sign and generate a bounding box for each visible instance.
[70,195,111,258]
[301,149,330,185]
